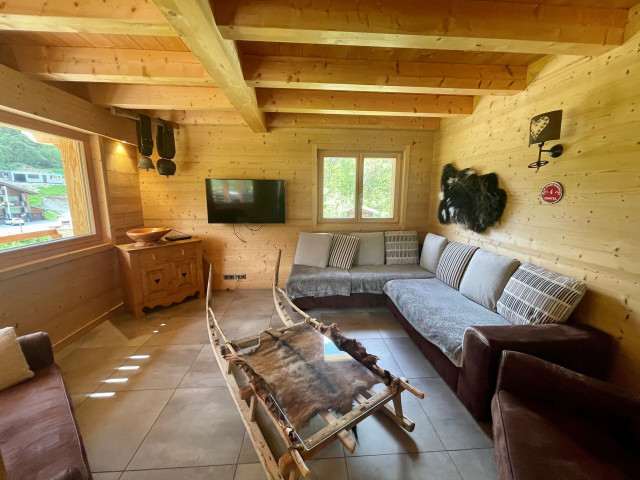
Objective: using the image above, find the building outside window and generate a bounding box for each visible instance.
[0,119,97,253]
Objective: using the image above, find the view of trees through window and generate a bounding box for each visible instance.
[0,123,92,251]
[321,153,397,221]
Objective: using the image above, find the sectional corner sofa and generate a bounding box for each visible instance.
[286,231,613,420]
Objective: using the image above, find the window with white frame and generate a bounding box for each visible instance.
[318,150,402,223]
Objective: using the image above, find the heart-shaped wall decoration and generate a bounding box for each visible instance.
[530,116,549,141]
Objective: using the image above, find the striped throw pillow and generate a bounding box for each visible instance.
[328,234,359,269]
[497,263,587,325]
[436,242,479,290]
[385,231,419,265]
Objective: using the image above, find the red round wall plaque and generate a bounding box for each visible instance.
[541,182,563,204]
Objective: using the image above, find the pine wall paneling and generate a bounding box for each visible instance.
[138,126,434,290]
[0,135,143,348]
[429,39,640,392]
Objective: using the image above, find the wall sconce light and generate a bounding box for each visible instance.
[528,110,563,172]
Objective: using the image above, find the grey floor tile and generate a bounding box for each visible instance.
[234,463,265,480]
[97,344,201,392]
[143,316,208,346]
[346,452,462,480]
[69,314,157,348]
[306,458,349,480]
[146,298,206,318]
[75,389,173,472]
[57,346,139,393]
[384,338,438,378]
[448,448,497,480]
[128,387,245,469]
[346,392,444,456]
[357,338,403,376]
[121,465,236,480]
[237,431,260,464]
[412,378,493,450]
[322,311,382,339]
[218,314,273,341]
[70,392,91,409]
[54,344,78,362]
[370,310,409,339]
[92,473,122,480]
[179,344,227,388]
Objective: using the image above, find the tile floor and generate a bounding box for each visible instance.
[56,289,497,480]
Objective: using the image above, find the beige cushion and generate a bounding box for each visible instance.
[459,249,521,311]
[384,231,419,265]
[293,232,333,268]
[0,327,34,391]
[420,233,448,273]
[351,232,385,266]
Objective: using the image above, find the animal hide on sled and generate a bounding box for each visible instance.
[226,324,381,431]
[438,164,507,233]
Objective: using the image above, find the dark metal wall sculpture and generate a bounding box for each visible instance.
[437,163,507,233]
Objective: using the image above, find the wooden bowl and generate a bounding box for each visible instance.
[126,227,171,246]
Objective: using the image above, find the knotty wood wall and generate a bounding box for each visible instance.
[429,39,640,392]
[0,136,143,347]
[138,127,434,289]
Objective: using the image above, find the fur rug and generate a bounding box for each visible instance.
[227,324,380,431]
[437,163,507,233]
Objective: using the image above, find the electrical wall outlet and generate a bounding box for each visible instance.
[223,274,235,280]
[236,274,246,280]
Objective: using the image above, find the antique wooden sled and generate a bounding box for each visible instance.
[205,251,424,480]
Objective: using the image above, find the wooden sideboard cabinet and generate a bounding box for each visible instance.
[116,238,204,318]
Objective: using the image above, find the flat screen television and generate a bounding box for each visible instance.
[205,179,285,224]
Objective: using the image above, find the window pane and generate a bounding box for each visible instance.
[362,157,395,219]
[0,124,94,252]
[322,156,357,219]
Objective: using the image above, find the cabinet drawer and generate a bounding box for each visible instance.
[139,244,196,265]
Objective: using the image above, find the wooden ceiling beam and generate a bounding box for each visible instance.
[0,45,214,86]
[0,0,176,36]
[267,113,440,131]
[83,84,234,110]
[145,109,248,125]
[0,65,136,143]
[257,89,473,117]
[243,55,527,96]
[215,0,628,56]
[152,0,267,133]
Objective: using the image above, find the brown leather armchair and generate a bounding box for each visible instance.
[492,350,640,480]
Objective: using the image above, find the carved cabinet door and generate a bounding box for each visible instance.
[141,264,172,301]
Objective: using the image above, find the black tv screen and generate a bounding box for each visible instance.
[205,179,285,224]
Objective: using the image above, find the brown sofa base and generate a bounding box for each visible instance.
[293,293,387,310]
[387,297,460,391]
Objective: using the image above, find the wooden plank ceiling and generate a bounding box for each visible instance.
[0,0,638,132]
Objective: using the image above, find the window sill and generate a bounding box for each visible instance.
[0,242,114,282]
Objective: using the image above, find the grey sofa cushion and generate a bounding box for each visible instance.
[384,278,509,366]
[350,265,434,294]
[293,233,332,268]
[351,232,385,266]
[459,250,520,311]
[285,264,351,299]
[436,242,479,290]
[420,233,448,273]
